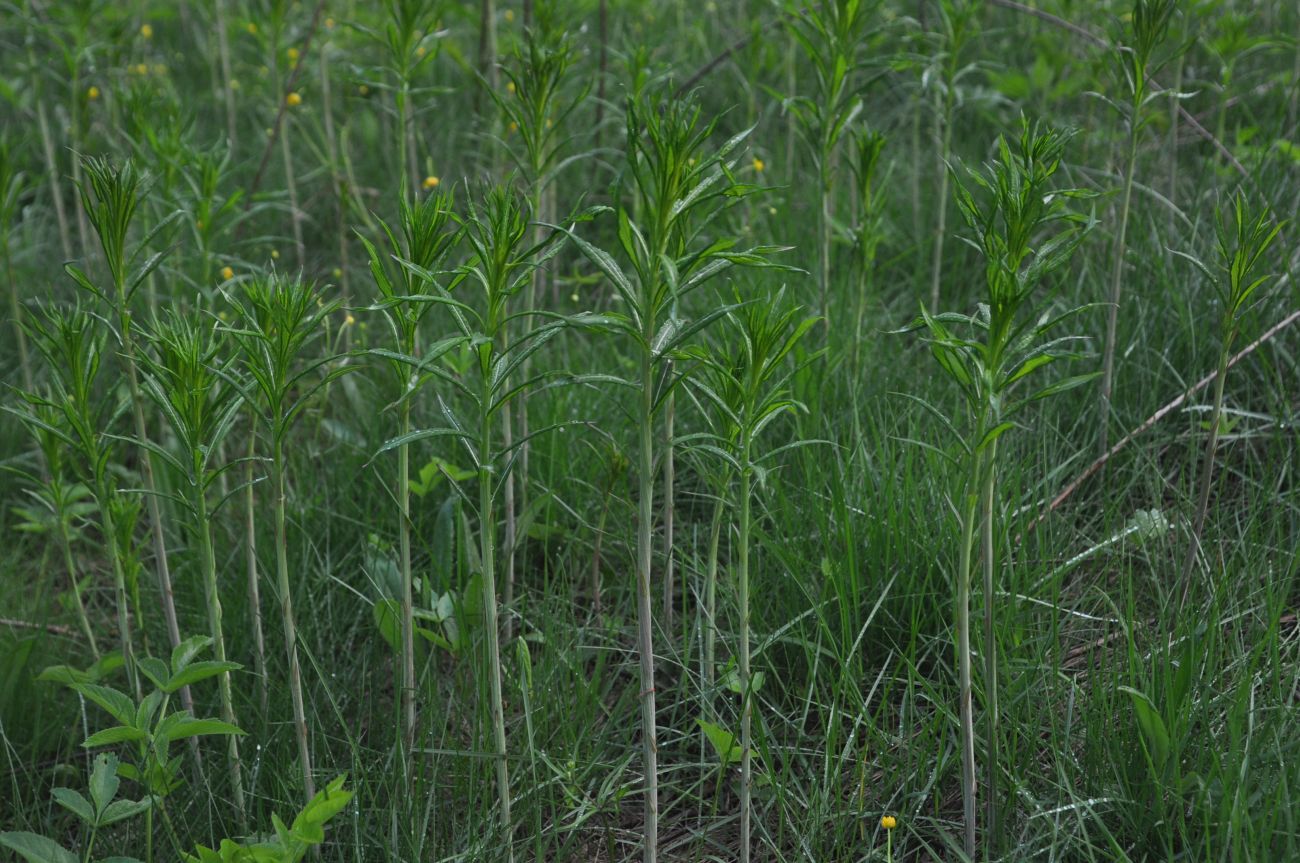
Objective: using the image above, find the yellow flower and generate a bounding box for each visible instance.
[423,175,440,190]
[271,249,280,259]
[416,45,426,58]
[358,84,370,96]
[332,267,343,278]
[220,266,235,281]
[880,815,897,830]
[506,81,515,94]
[286,91,302,106]
[86,85,100,100]
[752,156,765,173]
[325,17,335,29]
[508,121,518,134]
[344,314,356,326]
[140,23,153,39]
[504,8,514,22]
[134,63,149,76]
[287,47,300,63]
[246,22,257,34]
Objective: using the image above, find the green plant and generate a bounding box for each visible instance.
[566,90,790,863]
[184,775,353,863]
[909,120,1095,858]
[850,128,886,367]
[1096,0,1175,455]
[0,136,33,392]
[136,312,249,823]
[785,0,880,335]
[690,291,817,863]
[360,188,462,761]
[225,274,354,803]
[924,0,980,310]
[39,636,245,863]
[66,156,188,709]
[18,304,139,696]
[1173,193,1282,594]
[0,753,150,863]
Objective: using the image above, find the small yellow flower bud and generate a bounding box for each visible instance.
[286,91,302,106]
[508,121,518,134]
[140,23,153,39]
[506,81,516,94]
[271,249,280,259]
[86,85,100,100]
[220,266,235,281]
[246,22,257,35]
[332,267,343,278]
[325,17,336,29]
[344,314,356,326]
[135,63,149,76]
[287,47,300,63]
[880,815,897,830]
[358,84,370,96]
[416,45,426,58]
[423,175,440,190]
[504,8,514,22]
[752,156,765,173]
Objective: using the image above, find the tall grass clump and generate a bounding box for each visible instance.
[568,90,789,863]
[910,120,1095,858]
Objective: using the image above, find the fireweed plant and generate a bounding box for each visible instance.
[379,183,585,857]
[359,188,461,763]
[687,291,817,863]
[567,90,791,863]
[785,0,880,337]
[907,121,1095,859]
[224,274,354,803]
[19,305,141,697]
[1174,193,1282,594]
[1095,0,1175,456]
[66,157,189,708]
[487,16,590,634]
[135,313,249,824]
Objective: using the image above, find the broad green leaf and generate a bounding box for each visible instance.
[50,788,94,825]
[82,725,148,748]
[166,661,242,692]
[88,753,121,816]
[696,719,742,768]
[0,832,78,863]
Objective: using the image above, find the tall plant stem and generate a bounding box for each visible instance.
[244,431,269,717]
[279,124,305,269]
[702,494,725,717]
[636,343,660,863]
[119,314,194,720]
[319,38,350,308]
[818,161,833,338]
[479,400,513,858]
[215,0,238,149]
[661,371,676,630]
[929,85,956,310]
[737,436,754,863]
[272,439,314,802]
[1165,52,1184,232]
[979,442,999,855]
[1098,121,1139,456]
[398,396,416,757]
[955,448,982,860]
[478,0,499,110]
[3,241,33,393]
[34,93,73,260]
[1180,347,1229,597]
[58,516,99,660]
[97,486,139,700]
[396,83,417,199]
[195,488,247,825]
